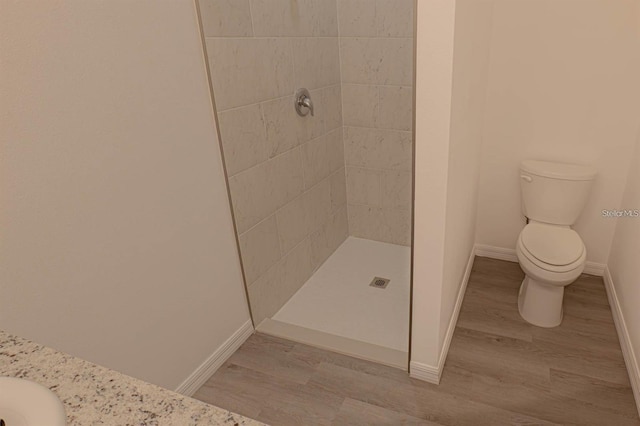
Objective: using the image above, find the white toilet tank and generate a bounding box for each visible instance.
[520,160,596,226]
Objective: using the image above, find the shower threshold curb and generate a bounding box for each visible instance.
[256,318,408,370]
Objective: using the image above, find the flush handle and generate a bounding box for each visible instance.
[295,88,314,117]
[521,175,533,183]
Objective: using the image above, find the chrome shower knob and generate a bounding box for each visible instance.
[295,88,314,117]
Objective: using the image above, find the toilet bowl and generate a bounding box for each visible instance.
[516,159,596,327]
[515,222,586,327]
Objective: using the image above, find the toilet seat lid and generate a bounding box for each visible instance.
[521,223,584,266]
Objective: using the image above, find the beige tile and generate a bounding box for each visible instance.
[247,262,283,325]
[337,0,377,37]
[339,38,413,86]
[381,170,412,210]
[310,206,349,271]
[247,237,314,325]
[347,204,411,245]
[330,168,348,213]
[321,85,343,132]
[229,147,304,233]
[376,38,413,86]
[293,38,341,90]
[207,38,294,111]
[275,177,331,254]
[218,104,268,176]
[198,0,253,37]
[347,203,381,241]
[228,162,272,233]
[343,127,412,171]
[276,178,332,253]
[250,0,338,37]
[375,0,414,37]
[381,207,411,246]
[239,216,281,284]
[279,237,314,305]
[262,96,323,158]
[378,86,413,131]
[342,84,378,128]
[304,178,333,234]
[339,38,376,85]
[328,129,345,171]
[346,167,381,206]
[301,129,344,189]
[275,193,308,255]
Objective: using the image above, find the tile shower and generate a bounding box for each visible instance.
[199,0,414,363]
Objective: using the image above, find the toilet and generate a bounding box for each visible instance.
[516,160,596,328]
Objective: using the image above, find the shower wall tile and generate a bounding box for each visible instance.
[378,86,413,131]
[339,37,413,86]
[277,237,314,306]
[337,0,414,38]
[337,0,377,37]
[293,38,341,90]
[275,193,307,255]
[375,0,414,37]
[275,177,332,254]
[342,84,378,128]
[206,38,294,110]
[347,204,411,246]
[310,206,349,271]
[228,147,304,233]
[343,85,412,131]
[262,96,324,158]
[381,170,412,210]
[250,0,338,37]
[218,104,268,176]
[246,261,281,326]
[238,215,281,284]
[375,38,413,86]
[338,0,414,246]
[346,167,381,206]
[305,178,333,234]
[202,0,348,323]
[343,127,412,171]
[301,129,344,189]
[330,168,348,212]
[322,85,343,132]
[339,38,375,84]
[247,237,314,325]
[198,0,253,37]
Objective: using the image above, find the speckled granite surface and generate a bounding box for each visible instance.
[0,330,265,426]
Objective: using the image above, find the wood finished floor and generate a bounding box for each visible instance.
[194,257,639,425]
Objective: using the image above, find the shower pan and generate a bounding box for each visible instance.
[197,0,415,368]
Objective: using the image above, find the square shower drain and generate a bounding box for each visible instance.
[369,277,390,289]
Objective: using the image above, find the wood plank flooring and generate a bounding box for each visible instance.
[194,257,639,425]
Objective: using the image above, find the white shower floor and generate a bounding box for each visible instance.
[271,237,411,353]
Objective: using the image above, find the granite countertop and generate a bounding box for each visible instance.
[0,330,265,426]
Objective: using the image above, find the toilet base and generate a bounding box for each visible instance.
[518,276,564,328]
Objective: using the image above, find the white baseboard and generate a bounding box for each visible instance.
[474,244,518,263]
[175,320,254,396]
[409,361,440,384]
[603,267,640,417]
[474,244,605,277]
[583,261,606,276]
[410,246,475,384]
